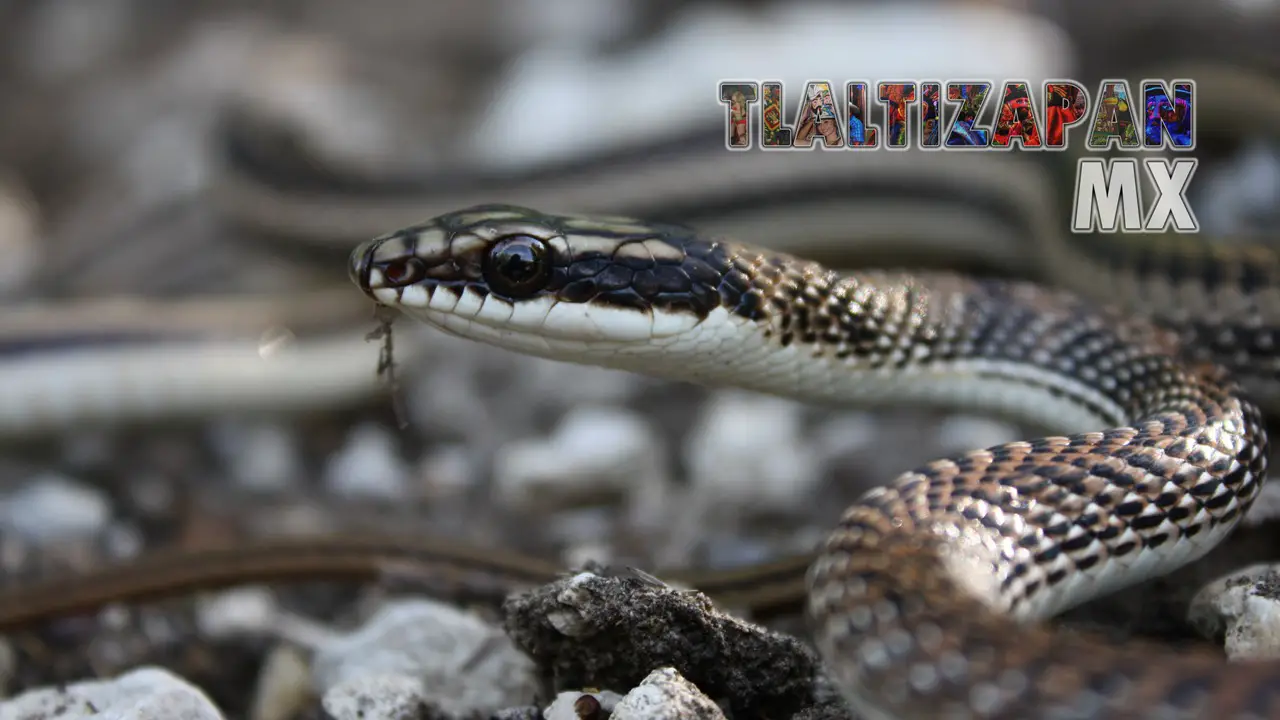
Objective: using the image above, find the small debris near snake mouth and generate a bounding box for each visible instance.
[366,305,410,429]
[573,693,603,719]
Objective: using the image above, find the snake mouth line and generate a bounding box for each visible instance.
[380,281,701,347]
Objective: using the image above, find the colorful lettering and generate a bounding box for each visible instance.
[991,81,1043,149]
[715,78,1194,155]
[1043,81,1089,149]
[793,82,845,149]
[718,81,759,150]
[1143,80,1194,149]
[761,82,792,148]
[1088,80,1140,150]
[845,82,878,148]
[943,82,992,147]
[878,82,917,149]
[919,82,941,149]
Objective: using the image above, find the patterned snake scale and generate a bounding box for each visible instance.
[351,205,1275,719]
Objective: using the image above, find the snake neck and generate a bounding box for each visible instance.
[623,241,1250,438]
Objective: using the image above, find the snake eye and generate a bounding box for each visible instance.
[482,234,551,298]
[380,257,426,287]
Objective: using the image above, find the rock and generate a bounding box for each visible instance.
[612,667,726,720]
[494,407,665,512]
[503,572,820,718]
[312,600,538,719]
[0,473,112,542]
[1188,564,1280,661]
[209,420,302,492]
[683,392,820,516]
[324,423,412,501]
[0,667,224,720]
[195,587,281,639]
[321,674,433,720]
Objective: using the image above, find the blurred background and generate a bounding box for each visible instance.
[0,0,1277,716]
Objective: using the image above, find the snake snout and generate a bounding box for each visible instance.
[349,239,377,296]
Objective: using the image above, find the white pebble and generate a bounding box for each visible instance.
[0,667,224,720]
[321,675,428,720]
[195,587,280,639]
[324,423,412,500]
[209,420,302,492]
[545,572,601,637]
[683,391,820,514]
[1188,564,1280,661]
[494,406,666,511]
[0,473,112,542]
[312,600,538,717]
[612,667,726,720]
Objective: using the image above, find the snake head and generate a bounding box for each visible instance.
[349,204,731,354]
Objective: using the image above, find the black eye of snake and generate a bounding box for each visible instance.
[483,234,551,298]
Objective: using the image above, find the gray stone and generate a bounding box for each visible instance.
[504,572,820,718]
[0,667,223,720]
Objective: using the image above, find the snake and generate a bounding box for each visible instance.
[338,204,1278,718]
[2,201,1277,718]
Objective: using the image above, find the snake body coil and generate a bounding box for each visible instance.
[352,205,1276,719]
